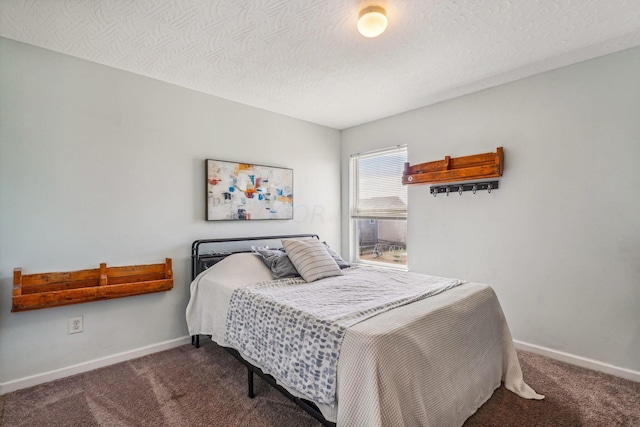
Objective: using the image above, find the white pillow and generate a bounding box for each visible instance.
[281,239,343,282]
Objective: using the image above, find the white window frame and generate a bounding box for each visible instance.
[349,145,408,269]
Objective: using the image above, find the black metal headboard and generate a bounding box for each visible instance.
[191,234,319,280]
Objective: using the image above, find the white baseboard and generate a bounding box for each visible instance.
[514,340,640,383]
[0,335,192,395]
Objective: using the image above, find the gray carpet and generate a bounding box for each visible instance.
[1,340,638,426]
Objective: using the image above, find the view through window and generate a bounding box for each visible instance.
[350,146,407,267]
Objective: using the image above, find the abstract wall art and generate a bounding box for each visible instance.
[206,159,293,221]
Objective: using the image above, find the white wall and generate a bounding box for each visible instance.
[341,47,640,374]
[0,37,341,386]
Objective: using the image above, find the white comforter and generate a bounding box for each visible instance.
[225,266,466,406]
[185,253,543,426]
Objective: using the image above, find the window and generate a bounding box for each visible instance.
[350,146,407,268]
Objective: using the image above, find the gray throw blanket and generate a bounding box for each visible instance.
[225,266,465,406]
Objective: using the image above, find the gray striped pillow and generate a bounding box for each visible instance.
[282,239,343,282]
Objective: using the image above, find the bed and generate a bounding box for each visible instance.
[186,235,543,427]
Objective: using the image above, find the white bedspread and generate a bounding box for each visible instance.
[225,266,466,406]
[337,281,543,426]
[185,253,543,426]
[186,253,273,346]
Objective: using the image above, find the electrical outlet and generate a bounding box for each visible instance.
[69,316,83,334]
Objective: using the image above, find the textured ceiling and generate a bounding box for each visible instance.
[1,0,640,129]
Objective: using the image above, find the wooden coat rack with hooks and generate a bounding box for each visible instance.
[403,147,503,185]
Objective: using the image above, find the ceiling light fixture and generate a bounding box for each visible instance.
[357,6,388,38]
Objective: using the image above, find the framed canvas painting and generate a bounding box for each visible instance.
[206,159,293,221]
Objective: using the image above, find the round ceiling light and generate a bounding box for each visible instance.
[357,6,388,38]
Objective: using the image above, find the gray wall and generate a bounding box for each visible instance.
[342,47,640,373]
[0,38,341,384]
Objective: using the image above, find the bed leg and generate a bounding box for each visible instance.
[191,335,200,348]
[248,368,255,398]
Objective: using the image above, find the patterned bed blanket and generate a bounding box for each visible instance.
[224,266,465,406]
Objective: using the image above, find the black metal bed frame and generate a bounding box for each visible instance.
[190,234,336,427]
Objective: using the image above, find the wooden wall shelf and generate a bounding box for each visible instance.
[403,147,503,185]
[12,259,173,312]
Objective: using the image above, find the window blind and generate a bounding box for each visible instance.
[351,146,407,220]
